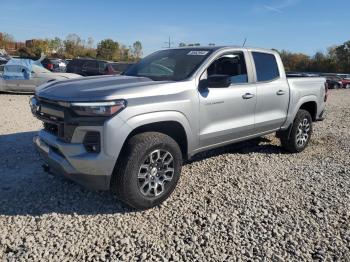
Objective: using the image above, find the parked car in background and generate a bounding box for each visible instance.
[105,62,134,75]
[31,46,327,209]
[66,58,108,76]
[67,58,134,76]
[286,72,319,77]
[0,65,4,77]
[0,59,8,65]
[0,49,10,65]
[0,58,81,93]
[339,75,350,89]
[325,75,342,89]
[41,58,67,72]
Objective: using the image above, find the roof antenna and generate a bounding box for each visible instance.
[242,38,247,47]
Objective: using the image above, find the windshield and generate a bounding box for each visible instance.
[123,49,213,81]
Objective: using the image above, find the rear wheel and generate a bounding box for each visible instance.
[280,109,313,153]
[111,132,182,210]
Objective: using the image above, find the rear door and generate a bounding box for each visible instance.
[198,50,257,148]
[250,51,289,132]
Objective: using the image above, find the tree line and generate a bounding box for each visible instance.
[0,33,142,62]
[279,41,350,73]
[1,32,350,73]
[179,41,350,74]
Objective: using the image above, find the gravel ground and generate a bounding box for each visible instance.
[0,90,349,261]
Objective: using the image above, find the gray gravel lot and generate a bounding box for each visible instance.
[0,90,349,261]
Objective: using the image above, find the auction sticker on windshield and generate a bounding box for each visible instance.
[187,51,209,55]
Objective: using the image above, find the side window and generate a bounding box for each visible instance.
[207,52,248,84]
[252,52,280,82]
[99,61,107,72]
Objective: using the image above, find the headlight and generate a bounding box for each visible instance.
[70,100,126,116]
[29,97,40,115]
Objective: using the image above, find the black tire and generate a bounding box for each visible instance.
[280,109,313,153]
[111,132,182,210]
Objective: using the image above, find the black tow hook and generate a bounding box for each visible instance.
[42,163,51,173]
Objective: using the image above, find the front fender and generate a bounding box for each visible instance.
[103,111,195,164]
[125,111,195,155]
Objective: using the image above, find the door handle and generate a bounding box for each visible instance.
[276,90,286,95]
[242,93,255,99]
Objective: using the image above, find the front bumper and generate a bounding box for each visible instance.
[33,130,114,191]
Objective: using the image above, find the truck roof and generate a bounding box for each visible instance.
[167,45,278,54]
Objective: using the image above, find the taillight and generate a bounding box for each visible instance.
[47,63,53,70]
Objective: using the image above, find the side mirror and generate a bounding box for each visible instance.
[207,74,231,88]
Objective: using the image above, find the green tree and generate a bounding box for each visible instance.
[49,37,64,54]
[132,41,142,59]
[64,33,84,58]
[17,47,37,59]
[333,41,350,73]
[96,39,120,60]
[0,32,14,49]
[87,37,94,49]
[119,45,130,61]
[18,39,50,59]
[279,50,310,72]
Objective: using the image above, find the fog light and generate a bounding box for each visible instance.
[83,131,101,153]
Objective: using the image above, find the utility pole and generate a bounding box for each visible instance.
[163,36,174,48]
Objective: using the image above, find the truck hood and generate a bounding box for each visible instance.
[53,72,82,79]
[36,75,171,101]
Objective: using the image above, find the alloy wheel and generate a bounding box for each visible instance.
[138,149,174,197]
[296,118,310,147]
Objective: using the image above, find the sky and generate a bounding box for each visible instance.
[1,0,349,56]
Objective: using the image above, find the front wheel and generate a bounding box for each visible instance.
[280,109,313,153]
[111,132,182,210]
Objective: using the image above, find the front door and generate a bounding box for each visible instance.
[198,51,256,148]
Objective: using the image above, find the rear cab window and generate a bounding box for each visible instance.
[252,52,280,82]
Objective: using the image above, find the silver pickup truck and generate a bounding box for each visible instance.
[30,46,327,209]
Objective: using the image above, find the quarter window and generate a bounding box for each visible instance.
[252,52,280,82]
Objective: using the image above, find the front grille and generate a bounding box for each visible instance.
[33,99,73,142]
[33,96,106,143]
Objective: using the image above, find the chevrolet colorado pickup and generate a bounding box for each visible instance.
[30,46,327,210]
